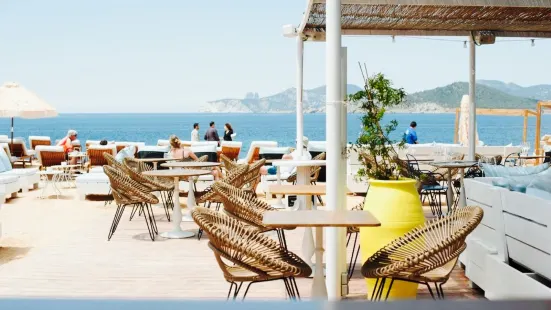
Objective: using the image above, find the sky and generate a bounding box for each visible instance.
[1,0,551,113]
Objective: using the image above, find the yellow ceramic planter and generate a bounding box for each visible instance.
[360,178,425,300]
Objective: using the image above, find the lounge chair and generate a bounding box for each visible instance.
[238,141,277,164]
[308,141,326,182]
[35,145,65,169]
[191,143,218,163]
[29,136,51,151]
[0,175,19,202]
[219,141,242,161]
[1,138,35,167]
[86,144,117,171]
[115,142,145,154]
[259,146,291,161]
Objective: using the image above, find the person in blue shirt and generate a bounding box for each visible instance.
[404,121,418,144]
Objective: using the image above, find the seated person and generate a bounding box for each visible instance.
[57,129,78,164]
[169,135,221,181]
[260,136,312,177]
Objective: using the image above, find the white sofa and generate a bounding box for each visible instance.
[464,178,551,299]
[0,147,39,192]
[398,143,522,163]
[0,175,19,202]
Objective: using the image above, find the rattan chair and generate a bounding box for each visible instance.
[195,164,249,240]
[119,157,175,222]
[361,206,483,300]
[192,206,311,300]
[103,165,159,241]
[220,153,239,174]
[240,158,265,197]
[212,181,294,248]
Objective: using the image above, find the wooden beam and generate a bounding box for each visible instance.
[312,0,551,7]
[304,30,551,40]
[523,110,528,143]
[535,102,542,161]
[454,108,460,144]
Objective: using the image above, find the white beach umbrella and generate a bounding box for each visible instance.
[0,82,58,153]
[458,94,479,147]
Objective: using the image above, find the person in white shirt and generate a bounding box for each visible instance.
[191,123,200,142]
[260,136,312,176]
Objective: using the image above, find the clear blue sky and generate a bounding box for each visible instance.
[1,0,550,113]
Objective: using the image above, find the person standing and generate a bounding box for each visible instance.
[223,123,234,141]
[404,121,418,144]
[191,123,200,142]
[204,121,220,145]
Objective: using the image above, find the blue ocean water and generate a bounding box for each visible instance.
[0,113,549,156]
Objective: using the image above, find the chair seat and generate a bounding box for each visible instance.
[0,175,19,184]
[393,258,458,283]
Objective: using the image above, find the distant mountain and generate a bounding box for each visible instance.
[200,81,542,113]
[405,82,538,109]
[478,80,551,100]
[200,84,362,113]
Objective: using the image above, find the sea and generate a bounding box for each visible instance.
[0,113,549,156]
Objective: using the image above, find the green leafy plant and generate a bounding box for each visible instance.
[349,65,407,180]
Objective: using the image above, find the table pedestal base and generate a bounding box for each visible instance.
[181,212,194,222]
[161,230,195,239]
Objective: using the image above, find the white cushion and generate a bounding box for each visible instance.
[244,141,278,162]
[157,139,169,146]
[192,141,218,147]
[140,145,170,152]
[307,141,326,152]
[0,175,19,184]
[6,168,39,176]
[0,147,10,172]
[76,173,109,183]
[36,145,63,152]
[88,144,117,154]
[89,167,105,173]
[259,147,291,155]
[191,144,217,153]
[115,145,136,163]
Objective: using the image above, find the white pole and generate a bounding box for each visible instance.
[326,0,343,300]
[296,36,305,157]
[468,35,476,161]
[339,46,348,281]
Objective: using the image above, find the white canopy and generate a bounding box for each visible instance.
[0,82,57,119]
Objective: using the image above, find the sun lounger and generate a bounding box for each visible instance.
[0,138,35,167]
[115,142,145,154]
[86,144,117,170]
[29,136,51,150]
[238,141,277,164]
[191,144,218,163]
[76,172,111,200]
[35,145,65,169]
[0,175,19,202]
[219,141,242,161]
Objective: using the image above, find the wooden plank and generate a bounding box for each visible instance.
[263,210,380,228]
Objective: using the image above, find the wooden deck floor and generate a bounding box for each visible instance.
[0,184,483,300]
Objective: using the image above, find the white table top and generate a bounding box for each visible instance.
[161,161,221,168]
[263,210,380,228]
[39,170,63,175]
[429,160,478,169]
[142,169,211,178]
[271,160,326,167]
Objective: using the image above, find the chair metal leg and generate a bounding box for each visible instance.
[108,205,125,241]
[142,203,155,241]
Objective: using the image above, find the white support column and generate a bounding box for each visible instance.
[339,46,348,284]
[468,35,476,160]
[326,0,343,300]
[296,36,305,157]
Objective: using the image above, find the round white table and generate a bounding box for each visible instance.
[38,170,63,199]
[51,164,80,188]
[161,161,221,222]
[270,159,326,273]
[142,169,211,239]
[429,160,478,211]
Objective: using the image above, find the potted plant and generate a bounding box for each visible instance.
[349,68,425,300]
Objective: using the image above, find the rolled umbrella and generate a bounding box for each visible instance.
[0,82,58,155]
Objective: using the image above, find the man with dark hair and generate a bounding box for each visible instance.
[404,121,418,144]
[204,121,220,145]
[191,123,200,142]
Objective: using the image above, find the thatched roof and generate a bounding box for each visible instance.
[299,0,551,40]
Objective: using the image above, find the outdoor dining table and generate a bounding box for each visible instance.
[136,157,172,170]
[142,169,211,239]
[429,160,478,210]
[263,210,380,299]
[161,161,221,222]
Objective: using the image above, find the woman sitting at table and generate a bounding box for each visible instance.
[169,135,220,180]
